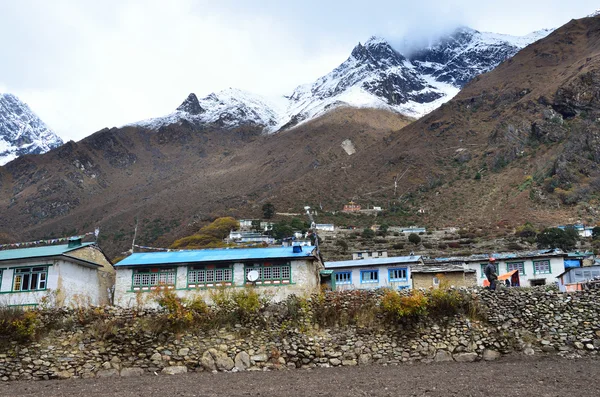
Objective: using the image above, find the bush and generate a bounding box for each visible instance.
[392,243,404,250]
[593,226,600,240]
[362,228,375,239]
[336,239,349,252]
[515,222,537,238]
[381,290,428,320]
[408,233,421,245]
[0,307,41,343]
[427,276,464,316]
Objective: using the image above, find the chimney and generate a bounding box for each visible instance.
[68,237,82,248]
[292,243,302,253]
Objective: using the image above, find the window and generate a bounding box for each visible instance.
[389,268,408,281]
[132,268,176,290]
[534,260,551,274]
[13,267,48,292]
[188,265,233,288]
[335,271,352,284]
[360,270,379,283]
[480,263,499,278]
[507,262,525,275]
[245,263,291,285]
[433,277,440,286]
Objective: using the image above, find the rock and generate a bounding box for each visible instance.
[150,353,162,361]
[358,354,372,365]
[541,346,556,353]
[329,358,341,366]
[434,350,453,362]
[201,349,234,372]
[574,342,585,350]
[482,350,500,361]
[120,367,144,377]
[96,369,119,378]
[201,350,218,371]
[178,348,190,357]
[251,353,268,362]
[586,344,595,350]
[57,371,72,380]
[162,366,188,375]
[341,359,357,366]
[453,353,478,363]
[235,352,250,371]
[523,348,535,356]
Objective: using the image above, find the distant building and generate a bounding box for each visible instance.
[228,231,274,244]
[557,265,600,291]
[238,219,259,230]
[342,201,361,213]
[401,227,426,234]
[315,224,335,232]
[352,251,388,260]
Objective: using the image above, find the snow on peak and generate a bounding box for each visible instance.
[588,9,600,18]
[129,25,553,134]
[0,93,63,166]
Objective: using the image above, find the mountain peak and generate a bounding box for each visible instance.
[176,93,204,115]
[0,93,63,165]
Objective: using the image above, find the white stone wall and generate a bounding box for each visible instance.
[467,257,565,287]
[0,259,108,307]
[114,259,321,308]
[332,265,412,291]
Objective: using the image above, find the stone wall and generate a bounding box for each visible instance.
[1,287,599,381]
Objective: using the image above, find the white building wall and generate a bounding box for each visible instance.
[114,259,320,308]
[467,256,565,287]
[0,259,107,307]
[332,265,412,291]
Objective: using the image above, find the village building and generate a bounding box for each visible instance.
[433,249,567,287]
[351,250,388,260]
[0,238,114,308]
[228,231,275,245]
[342,201,361,213]
[323,255,424,291]
[113,245,321,307]
[314,224,335,232]
[557,264,600,291]
[411,264,477,289]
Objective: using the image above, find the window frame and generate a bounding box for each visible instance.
[334,271,352,285]
[187,264,233,288]
[132,267,176,291]
[12,266,49,292]
[388,267,408,282]
[244,262,292,285]
[533,260,552,275]
[506,262,525,276]
[360,269,379,284]
[480,263,499,278]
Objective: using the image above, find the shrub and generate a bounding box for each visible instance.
[0,307,41,343]
[536,227,578,251]
[362,228,375,239]
[408,233,421,245]
[392,243,404,250]
[381,290,428,320]
[515,222,537,238]
[336,239,349,252]
[427,276,465,316]
[593,226,600,240]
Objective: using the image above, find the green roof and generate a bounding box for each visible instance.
[0,243,95,262]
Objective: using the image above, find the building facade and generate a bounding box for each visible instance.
[114,246,321,307]
[0,240,114,307]
[411,264,477,289]
[324,256,424,291]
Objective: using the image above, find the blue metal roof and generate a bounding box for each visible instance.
[115,246,317,267]
[0,243,95,262]
[324,255,422,269]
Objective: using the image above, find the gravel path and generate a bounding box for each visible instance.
[0,356,597,397]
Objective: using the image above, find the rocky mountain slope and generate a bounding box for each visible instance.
[132,28,552,133]
[0,94,63,165]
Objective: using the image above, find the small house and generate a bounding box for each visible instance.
[324,255,423,291]
[342,201,361,213]
[0,238,114,308]
[315,224,335,232]
[352,251,388,260]
[113,245,321,307]
[411,264,477,289]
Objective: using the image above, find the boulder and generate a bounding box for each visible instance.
[235,351,250,371]
[434,350,453,362]
[358,354,372,365]
[482,349,501,361]
[96,369,119,378]
[162,366,188,375]
[120,367,144,377]
[453,353,478,363]
[201,348,234,372]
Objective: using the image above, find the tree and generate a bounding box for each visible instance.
[262,203,275,219]
[251,220,262,232]
[290,217,307,232]
[408,233,421,245]
[362,228,375,239]
[378,223,389,236]
[515,222,537,238]
[271,221,294,240]
[536,227,578,251]
[336,239,349,253]
[593,226,600,240]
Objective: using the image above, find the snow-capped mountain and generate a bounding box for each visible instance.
[132,26,553,133]
[133,89,287,131]
[0,94,63,166]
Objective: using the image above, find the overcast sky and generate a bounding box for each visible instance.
[0,0,597,141]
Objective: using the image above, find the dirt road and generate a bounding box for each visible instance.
[0,356,597,397]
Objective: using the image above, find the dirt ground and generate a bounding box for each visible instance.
[1,356,598,397]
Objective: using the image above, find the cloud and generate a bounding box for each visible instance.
[0,0,597,141]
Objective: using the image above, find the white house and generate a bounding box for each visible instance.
[352,250,388,260]
[0,238,114,308]
[434,249,567,287]
[324,255,424,291]
[315,224,335,232]
[228,231,275,244]
[113,245,321,307]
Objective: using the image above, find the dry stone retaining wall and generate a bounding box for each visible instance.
[0,287,599,381]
